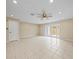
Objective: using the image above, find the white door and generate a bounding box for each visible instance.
[8,20,19,41]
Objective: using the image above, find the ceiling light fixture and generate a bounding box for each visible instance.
[58,11,62,14]
[13,0,17,4]
[50,0,54,3]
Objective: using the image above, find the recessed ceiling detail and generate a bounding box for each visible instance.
[6,0,73,24]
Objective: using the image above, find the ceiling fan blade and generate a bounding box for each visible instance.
[37,16,42,18]
[46,12,52,15]
[30,13,41,16]
[48,16,52,17]
[37,14,41,15]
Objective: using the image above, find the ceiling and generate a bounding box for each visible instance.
[6,0,73,24]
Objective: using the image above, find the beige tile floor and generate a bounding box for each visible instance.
[6,36,73,59]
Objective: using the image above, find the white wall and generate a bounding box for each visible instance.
[20,22,39,39]
[60,19,73,41]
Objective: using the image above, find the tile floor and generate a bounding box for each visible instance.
[6,36,73,59]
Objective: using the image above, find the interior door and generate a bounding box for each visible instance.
[8,20,19,41]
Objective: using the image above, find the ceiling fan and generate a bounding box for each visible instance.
[30,9,53,20]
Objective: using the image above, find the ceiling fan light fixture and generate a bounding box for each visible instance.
[30,9,52,20]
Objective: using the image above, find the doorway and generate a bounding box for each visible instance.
[49,23,60,38]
